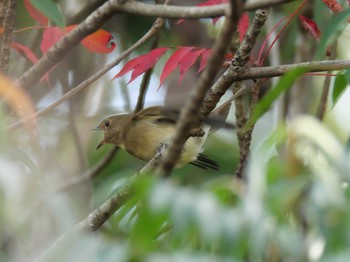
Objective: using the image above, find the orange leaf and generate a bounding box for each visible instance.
[24,0,49,26]
[81,29,116,54]
[0,75,37,137]
[41,25,116,54]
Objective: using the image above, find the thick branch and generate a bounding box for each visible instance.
[156,0,243,177]
[115,0,292,18]
[233,8,270,179]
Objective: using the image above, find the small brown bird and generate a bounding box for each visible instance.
[95,106,218,170]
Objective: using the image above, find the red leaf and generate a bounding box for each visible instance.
[178,49,205,85]
[113,47,168,83]
[24,0,49,25]
[198,49,212,73]
[11,42,50,83]
[238,13,249,42]
[159,46,194,88]
[11,41,38,64]
[40,27,67,54]
[300,16,321,40]
[322,0,343,13]
[66,25,116,54]
[299,15,321,41]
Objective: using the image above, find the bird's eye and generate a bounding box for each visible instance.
[104,120,110,128]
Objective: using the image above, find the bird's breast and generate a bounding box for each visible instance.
[123,121,208,165]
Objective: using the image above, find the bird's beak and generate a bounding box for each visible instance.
[96,139,105,150]
[90,127,100,131]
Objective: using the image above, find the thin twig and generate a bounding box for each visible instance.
[156,0,244,177]
[316,73,332,120]
[134,35,160,113]
[316,45,337,120]
[60,77,87,171]
[235,78,266,179]
[232,8,270,179]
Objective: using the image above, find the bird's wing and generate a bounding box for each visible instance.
[133,106,178,125]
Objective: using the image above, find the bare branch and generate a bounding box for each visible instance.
[134,35,160,113]
[156,0,244,177]
[116,0,293,18]
[316,45,337,120]
[232,8,270,178]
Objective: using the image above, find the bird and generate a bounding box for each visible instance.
[94,106,219,170]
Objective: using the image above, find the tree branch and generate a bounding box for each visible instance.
[156,0,244,177]
[232,8,270,179]
[115,0,293,18]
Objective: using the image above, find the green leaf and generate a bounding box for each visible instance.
[246,67,307,129]
[332,73,348,106]
[30,0,65,27]
[316,9,350,59]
